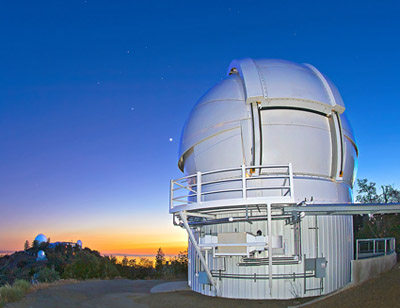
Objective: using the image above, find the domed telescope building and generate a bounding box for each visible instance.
[169,58,400,299]
[34,234,47,245]
[36,250,47,261]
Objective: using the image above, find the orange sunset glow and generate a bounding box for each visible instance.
[1,211,188,257]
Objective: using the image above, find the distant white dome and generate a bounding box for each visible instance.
[37,250,46,258]
[76,240,82,247]
[35,234,47,244]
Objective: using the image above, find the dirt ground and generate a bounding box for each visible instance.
[6,263,400,308]
[307,263,400,308]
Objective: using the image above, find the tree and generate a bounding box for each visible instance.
[381,185,400,203]
[355,179,400,251]
[121,256,128,267]
[177,250,188,266]
[356,179,380,203]
[24,240,30,251]
[109,256,117,265]
[356,179,400,204]
[155,248,165,272]
[137,257,153,268]
[63,250,100,279]
[128,259,136,267]
[32,240,39,248]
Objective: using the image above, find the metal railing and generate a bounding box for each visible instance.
[355,237,396,260]
[170,164,294,212]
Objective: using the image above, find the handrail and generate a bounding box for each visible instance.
[355,237,396,260]
[169,164,294,212]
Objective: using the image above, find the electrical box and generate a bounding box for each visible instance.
[198,271,210,284]
[315,257,327,278]
[304,257,327,278]
[305,258,316,271]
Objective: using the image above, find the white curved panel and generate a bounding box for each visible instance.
[198,73,245,103]
[343,138,358,187]
[340,113,357,146]
[261,109,332,177]
[179,75,247,163]
[258,65,330,103]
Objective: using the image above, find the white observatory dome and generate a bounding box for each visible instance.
[172,58,359,300]
[179,58,357,201]
[34,234,47,244]
[76,240,82,247]
[37,250,46,258]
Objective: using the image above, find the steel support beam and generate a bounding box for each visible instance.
[179,211,216,289]
[283,203,400,216]
[267,202,273,295]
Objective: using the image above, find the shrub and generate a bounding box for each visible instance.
[12,280,31,293]
[99,258,119,279]
[0,283,24,303]
[62,251,100,279]
[37,268,60,283]
[0,279,31,307]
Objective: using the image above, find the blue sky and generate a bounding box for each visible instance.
[0,0,399,253]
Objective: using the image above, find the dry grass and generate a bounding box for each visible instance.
[0,281,29,307]
[12,280,31,294]
[30,279,79,292]
[0,279,79,307]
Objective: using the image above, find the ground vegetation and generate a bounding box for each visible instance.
[0,243,188,287]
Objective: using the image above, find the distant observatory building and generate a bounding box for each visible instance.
[36,250,47,261]
[33,233,82,250]
[170,59,359,299]
[77,240,83,248]
[34,234,47,245]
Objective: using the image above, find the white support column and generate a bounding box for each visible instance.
[373,239,376,255]
[241,165,247,199]
[169,180,174,211]
[267,202,273,295]
[355,240,359,260]
[385,239,387,255]
[180,211,215,288]
[288,163,294,201]
[196,172,202,203]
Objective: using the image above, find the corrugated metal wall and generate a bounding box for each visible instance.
[188,214,353,299]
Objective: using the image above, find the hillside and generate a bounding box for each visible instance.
[0,244,187,286]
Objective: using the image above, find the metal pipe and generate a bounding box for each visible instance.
[267,202,272,294]
[200,188,243,195]
[187,215,292,226]
[211,272,314,280]
[238,260,300,266]
[180,211,215,287]
[246,186,292,190]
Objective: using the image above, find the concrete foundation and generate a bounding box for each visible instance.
[351,253,397,284]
